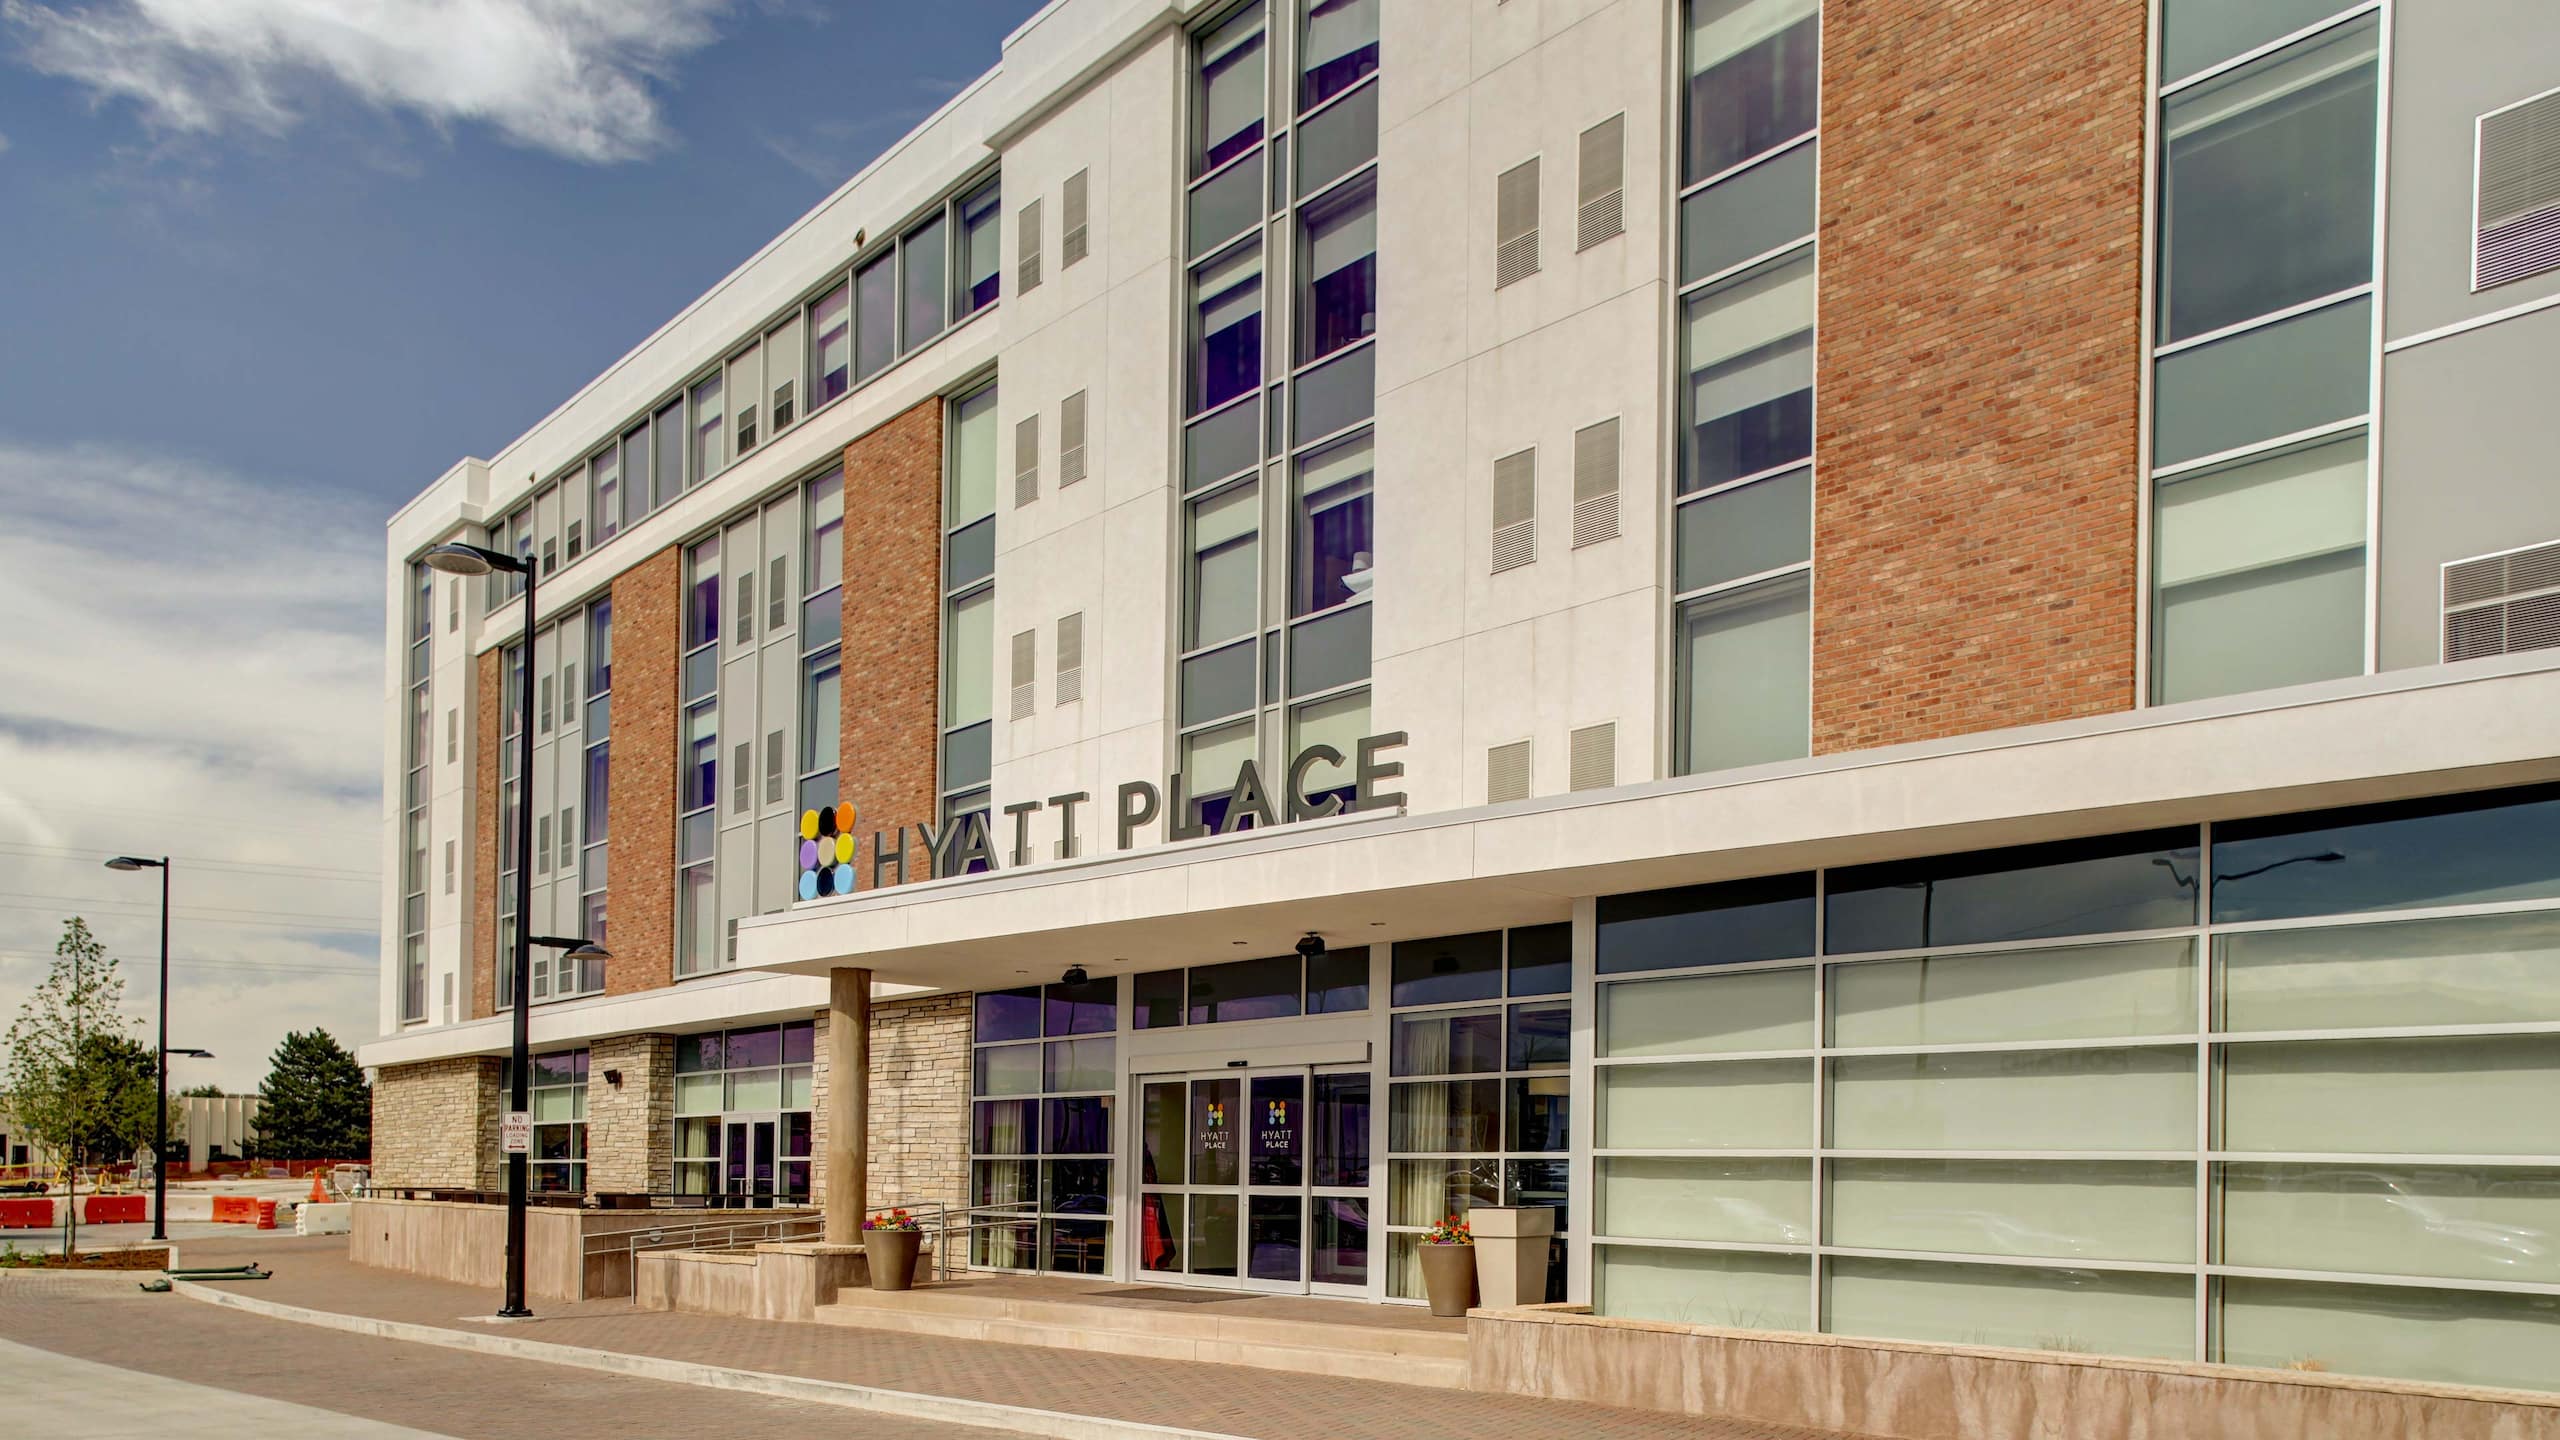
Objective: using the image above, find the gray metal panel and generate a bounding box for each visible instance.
[2384,0,2560,334]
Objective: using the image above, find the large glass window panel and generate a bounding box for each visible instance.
[902,214,947,351]
[1597,873,1816,975]
[1189,155,1262,258]
[1598,1245,1811,1329]
[945,518,995,591]
[1193,246,1264,413]
[2158,17,2378,343]
[1312,1196,1368,1286]
[1828,1158,2195,1263]
[1675,573,1811,774]
[1388,1079,1500,1153]
[1287,604,1369,696]
[1186,953,1299,1024]
[1186,393,1261,490]
[2219,910,2560,1033]
[1508,1075,1570,1152]
[800,654,840,777]
[977,986,1041,1043]
[1045,1096,1113,1157]
[691,373,724,481]
[2218,1278,2560,1391]
[1602,967,1814,1058]
[1829,939,2199,1049]
[1179,719,1256,832]
[2153,295,2370,468]
[1180,644,1257,728]
[1307,946,1369,1013]
[1196,4,1266,175]
[972,1042,1041,1097]
[1823,829,2200,956]
[2212,784,2560,923]
[1599,1157,1811,1244]
[944,588,993,729]
[1299,183,1376,363]
[948,384,999,526]
[1300,0,1377,109]
[1296,78,1378,197]
[1599,1059,1813,1150]
[1680,140,1816,286]
[2153,433,2367,703]
[1044,977,1116,1037]
[1313,1072,1370,1188]
[654,400,685,505]
[1043,1038,1114,1094]
[1825,1257,2193,1360]
[1289,690,1367,814]
[942,728,991,796]
[1134,970,1184,1031]
[1677,467,1810,594]
[1508,923,1571,997]
[1386,1157,1500,1225]
[1682,254,1813,492]
[2162,0,2366,86]
[811,282,851,406]
[1188,481,1260,648]
[2221,1035,2560,1156]
[1390,1008,1503,1077]
[2221,1163,2560,1285]
[1828,1047,2197,1152]
[1510,1003,1570,1070]
[1293,432,1373,617]
[1683,0,1820,185]
[677,865,717,974]
[1292,342,1375,447]
[957,179,1002,315]
[1391,931,1503,1006]
[854,252,896,382]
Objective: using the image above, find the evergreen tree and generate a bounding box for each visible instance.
[178,1083,227,1099]
[255,1029,371,1160]
[69,1032,159,1164]
[1,918,136,1253]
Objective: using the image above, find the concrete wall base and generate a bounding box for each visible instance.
[1468,1306,2560,1440]
[635,1242,932,1321]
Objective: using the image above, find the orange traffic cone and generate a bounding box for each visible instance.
[308,1171,329,1204]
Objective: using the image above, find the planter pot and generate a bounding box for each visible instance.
[1420,1241,1479,1318]
[1468,1206,1557,1308]
[863,1229,921,1292]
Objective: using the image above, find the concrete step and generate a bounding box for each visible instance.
[816,1285,1469,1388]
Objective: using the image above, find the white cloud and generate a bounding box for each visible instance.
[0,131,12,152]
[3,0,738,163]
[0,443,384,1094]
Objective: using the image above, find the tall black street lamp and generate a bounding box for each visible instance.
[419,540,608,1318]
[102,855,175,1240]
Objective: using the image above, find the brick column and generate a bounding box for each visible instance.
[825,968,872,1243]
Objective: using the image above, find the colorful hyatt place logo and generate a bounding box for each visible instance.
[797,803,859,900]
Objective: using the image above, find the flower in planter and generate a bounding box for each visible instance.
[1423,1214,1473,1246]
[862,1208,921,1232]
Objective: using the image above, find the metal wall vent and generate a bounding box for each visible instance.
[764,730,786,804]
[1491,447,1537,573]
[1056,612,1085,706]
[1017,197,1044,293]
[2444,539,2560,660]
[767,557,789,631]
[2478,89,2560,290]
[1487,739,1533,804]
[1495,157,1541,289]
[1014,414,1040,507]
[732,742,752,814]
[1063,169,1091,269]
[1577,114,1626,252]
[1011,628,1037,721]
[1572,417,1621,548]
[1569,722,1616,792]
[1060,390,1088,486]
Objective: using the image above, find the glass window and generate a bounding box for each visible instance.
[1682,252,1814,493]
[1300,0,1377,110]
[977,986,1042,1043]
[1597,872,1816,975]
[1307,946,1369,1012]
[1388,1079,1500,1153]
[1180,718,1256,830]
[1044,977,1117,1036]
[2215,784,2560,922]
[1601,1157,1809,1245]
[949,384,1000,527]
[1825,1257,2193,1361]
[1508,1003,1570,1070]
[1287,603,1369,697]
[1296,77,1378,198]
[2162,0,2362,85]
[1679,137,1816,286]
[1602,966,1812,1057]
[1187,481,1260,648]
[2217,1277,2560,1393]
[1601,1059,1813,1149]
[1193,245,1264,414]
[902,214,947,351]
[1197,3,1267,175]
[1134,969,1183,1029]
[1299,182,1376,364]
[1829,1158,2195,1263]
[1831,938,2198,1047]
[944,588,993,729]
[1390,1009,1503,1077]
[651,400,684,506]
[1293,432,1373,616]
[1600,1246,1810,1329]
[1391,931,1503,1006]
[1508,923,1571,997]
[589,446,621,544]
[957,179,1002,316]
[2152,295,2371,469]
[855,252,896,383]
[1044,1038,1114,1093]
[685,537,721,650]
[1683,0,1820,185]
[1188,953,1300,1024]
[2220,1035,2560,1156]
[2153,433,2366,704]
[2158,16,2378,343]
[691,373,724,482]
[1829,1046,2197,1151]
[2218,909,2560,1034]
[1288,690,1367,814]
[1677,466,1809,594]
[1823,829,2201,955]
[1675,573,1811,774]
[810,281,851,406]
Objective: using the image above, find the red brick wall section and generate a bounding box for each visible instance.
[471,646,499,1019]
[839,397,946,882]
[606,547,681,994]
[1809,0,2147,752]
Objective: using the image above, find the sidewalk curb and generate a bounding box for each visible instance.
[173,1282,1254,1440]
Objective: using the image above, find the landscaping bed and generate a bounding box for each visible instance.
[0,1245,171,1271]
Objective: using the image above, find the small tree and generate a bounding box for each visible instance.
[178,1083,226,1099]
[256,1029,370,1161]
[2,918,136,1254]
[69,1033,158,1165]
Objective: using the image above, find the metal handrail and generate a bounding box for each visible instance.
[867,1197,1038,1282]
[583,1210,826,1263]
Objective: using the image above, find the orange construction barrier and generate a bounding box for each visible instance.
[211,1195,261,1224]
[255,1198,278,1230]
[0,1198,54,1229]
[82,1194,146,1224]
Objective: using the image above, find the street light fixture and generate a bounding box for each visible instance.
[102,855,172,1240]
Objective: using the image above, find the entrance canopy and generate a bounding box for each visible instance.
[734,660,2560,995]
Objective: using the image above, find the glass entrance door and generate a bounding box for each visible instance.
[1137,1066,1368,1294]
[721,1116,776,1207]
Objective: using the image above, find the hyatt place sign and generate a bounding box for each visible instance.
[796,732,1407,899]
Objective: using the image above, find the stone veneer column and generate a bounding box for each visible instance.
[584,1033,674,1195]
[371,1056,503,1189]
[811,992,972,1217]
[825,968,872,1243]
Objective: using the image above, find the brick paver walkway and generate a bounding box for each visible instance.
[145,1234,1868,1440]
[0,1268,986,1439]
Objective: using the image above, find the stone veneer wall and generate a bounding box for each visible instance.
[585,1033,675,1194]
[371,1056,502,1189]
[811,992,972,1212]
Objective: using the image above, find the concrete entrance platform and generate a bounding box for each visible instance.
[817,1274,1469,1387]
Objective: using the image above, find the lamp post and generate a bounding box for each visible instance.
[102,855,171,1240]
[421,541,610,1317]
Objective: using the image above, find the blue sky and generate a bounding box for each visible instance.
[0,0,1040,1093]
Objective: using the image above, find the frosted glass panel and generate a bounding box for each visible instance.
[2220,1035,2560,1156]
[674,1073,723,1115]
[2219,910,2560,1033]
[2220,1164,2560,1285]
[1829,1047,2196,1152]
[1825,1257,2193,1359]
[1598,1246,1810,1330]
[726,1068,780,1112]
[1677,573,1811,773]
[2219,1278,2560,1391]
[1601,967,1812,1057]
[1826,1159,2195,1263]
[1600,1059,1812,1149]
[1830,939,2197,1048]
[1599,1157,1811,1244]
